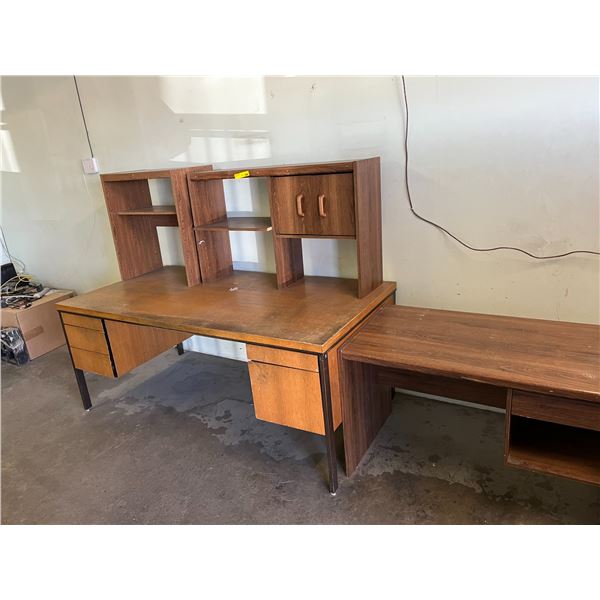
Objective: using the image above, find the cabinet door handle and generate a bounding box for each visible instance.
[296,194,305,217]
[318,194,326,217]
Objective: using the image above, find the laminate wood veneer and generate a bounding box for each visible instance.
[64,325,109,355]
[105,320,189,376]
[354,157,383,298]
[100,166,212,287]
[341,304,600,483]
[270,174,355,237]
[57,266,396,353]
[342,305,600,402]
[188,161,356,181]
[71,347,114,378]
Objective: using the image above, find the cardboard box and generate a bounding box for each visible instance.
[1,290,74,360]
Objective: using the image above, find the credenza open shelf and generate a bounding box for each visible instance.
[505,389,600,485]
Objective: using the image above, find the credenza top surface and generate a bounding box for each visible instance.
[342,305,600,402]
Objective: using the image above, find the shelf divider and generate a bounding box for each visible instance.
[194,216,272,232]
[116,205,178,216]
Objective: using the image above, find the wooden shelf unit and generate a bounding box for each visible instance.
[100,159,383,297]
[186,158,382,297]
[100,165,212,286]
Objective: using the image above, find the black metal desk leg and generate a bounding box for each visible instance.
[59,313,92,411]
[318,353,338,495]
[74,367,92,411]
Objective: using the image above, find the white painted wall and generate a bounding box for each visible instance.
[2,77,598,360]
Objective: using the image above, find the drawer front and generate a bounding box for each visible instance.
[64,324,109,355]
[246,344,318,372]
[271,174,355,237]
[248,361,324,434]
[71,347,114,378]
[511,390,600,432]
[61,312,104,331]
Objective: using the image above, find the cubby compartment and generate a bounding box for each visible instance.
[505,390,600,485]
[101,166,213,286]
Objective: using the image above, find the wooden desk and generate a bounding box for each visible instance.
[340,305,600,486]
[57,266,396,493]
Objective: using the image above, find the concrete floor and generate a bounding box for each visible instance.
[2,346,599,524]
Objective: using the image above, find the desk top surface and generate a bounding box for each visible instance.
[57,267,396,353]
[342,305,600,402]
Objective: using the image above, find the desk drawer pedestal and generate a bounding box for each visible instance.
[505,390,600,486]
[247,345,343,436]
[61,313,188,378]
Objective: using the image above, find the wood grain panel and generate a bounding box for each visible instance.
[116,206,177,216]
[55,267,396,353]
[341,305,600,402]
[511,390,600,432]
[248,361,325,434]
[101,169,174,182]
[188,178,233,281]
[354,157,383,298]
[376,367,507,409]
[271,174,355,237]
[188,161,356,180]
[71,347,114,378]
[272,234,304,289]
[340,358,393,474]
[194,217,272,232]
[102,179,164,280]
[327,295,395,431]
[326,338,346,431]
[171,169,203,286]
[105,320,189,376]
[61,313,103,331]
[246,345,318,371]
[64,325,109,355]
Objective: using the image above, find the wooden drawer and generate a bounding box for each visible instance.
[61,312,104,331]
[511,390,600,432]
[64,324,109,355]
[248,361,325,434]
[246,345,318,372]
[71,347,114,378]
[271,173,355,237]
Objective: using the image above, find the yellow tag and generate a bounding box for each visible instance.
[234,170,250,179]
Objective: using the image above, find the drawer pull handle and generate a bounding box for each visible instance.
[318,194,326,217]
[296,194,305,217]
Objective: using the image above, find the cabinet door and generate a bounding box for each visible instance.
[271,174,355,237]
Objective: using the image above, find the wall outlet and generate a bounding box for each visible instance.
[82,157,100,174]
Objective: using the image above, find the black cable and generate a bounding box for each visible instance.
[73,75,94,157]
[400,75,600,260]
